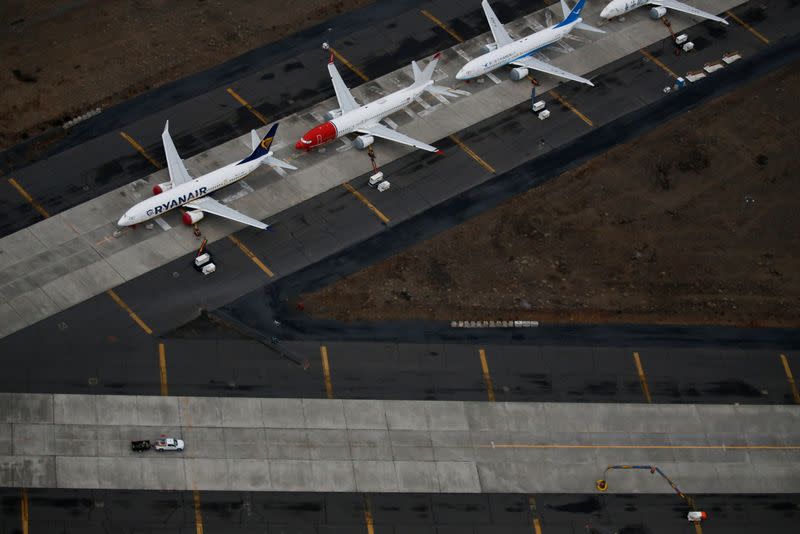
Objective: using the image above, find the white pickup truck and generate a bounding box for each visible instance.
[154,438,185,451]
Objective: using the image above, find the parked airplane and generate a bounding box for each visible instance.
[118,122,295,230]
[295,51,456,153]
[600,0,729,25]
[456,0,603,86]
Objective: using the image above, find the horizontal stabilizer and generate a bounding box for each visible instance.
[264,155,297,170]
[575,21,605,33]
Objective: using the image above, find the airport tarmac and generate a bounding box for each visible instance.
[0,4,797,409]
[0,0,749,338]
[2,393,799,493]
[1,489,797,533]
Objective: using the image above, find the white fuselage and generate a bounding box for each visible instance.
[456,21,578,80]
[600,0,651,19]
[118,158,263,226]
[331,82,431,136]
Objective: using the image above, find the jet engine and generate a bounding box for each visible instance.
[354,134,375,150]
[509,67,529,81]
[182,210,204,225]
[480,42,498,54]
[152,182,172,195]
[649,6,668,19]
[324,108,342,121]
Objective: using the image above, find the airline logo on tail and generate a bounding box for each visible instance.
[238,123,279,165]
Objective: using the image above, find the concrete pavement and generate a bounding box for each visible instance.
[2,393,799,493]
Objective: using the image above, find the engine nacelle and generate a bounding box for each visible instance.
[182,210,204,226]
[649,6,667,19]
[509,67,529,81]
[480,42,498,55]
[323,108,342,121]
[152,181,172,195]
[354,134,375,150]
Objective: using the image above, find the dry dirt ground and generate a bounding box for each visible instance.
[304,60,800,328]
[0,0,372,149]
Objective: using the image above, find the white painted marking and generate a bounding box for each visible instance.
[155,217,171,231]
[383,117,399,129]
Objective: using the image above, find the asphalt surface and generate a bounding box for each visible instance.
[1,489,798,533]
[0,3,798,403]
[0,0,553,238]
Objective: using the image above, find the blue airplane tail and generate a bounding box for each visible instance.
[556,0,586,27]
[237,123,279,165]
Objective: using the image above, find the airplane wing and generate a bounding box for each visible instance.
[511,55,595,86]
[357,123,439,153]
[651,0,729,25]
[328,56,360,113]
[481,0,513,46]
[185,197,268,230]
[161,121,193,186]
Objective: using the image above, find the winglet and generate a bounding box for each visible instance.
[433,52,442,60]
[328,50,334,64]
[435,149,444,155]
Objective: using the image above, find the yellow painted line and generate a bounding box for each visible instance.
[106,289,153,335]
[226,87,270,126]
[364,495,375,534]
[726,10,769,45]
[20,488,29,534]
[449,134,496,173]
[8,178,50,219]
[342,182,390,225]
[479,348,496,402]
[639,49,678,79]
[483,443,800,450]
[329,47,370,82]
[158,343,169,396]
[694,523,703,534]
[120,131,162,169]
[550,91,593,127]
[529,496,542,534]
[420,9,464,43]
[633,351,652,403]
[780,354,800,404]
[227,234,274,277]
[320,345,334,399]
[193,489,204,534]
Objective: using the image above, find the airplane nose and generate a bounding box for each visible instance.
[455,69,467,81]
[117,215,127,227]
[600,7,610,18]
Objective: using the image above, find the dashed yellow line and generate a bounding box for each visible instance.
[639,49,678,79]
[342,182,390,225]
[329,47,370,82]
[479,348,496,402]
[550,91,594,127]
[20,488,29,534]
[158,343,169,396]
[226,87,270,126]
[106,289,153,335]
[420,9,464,43]
[780,354,800,404]
[120,131,162,169]
[694,523,704,534]
[633,351,652,403]
[8,178,50,219]
[227,234,275,277]
[193,490,204,534]
[726,10,769,45]
[449,135,496,173]
[364,495,375,534]
[320,345,334,399]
